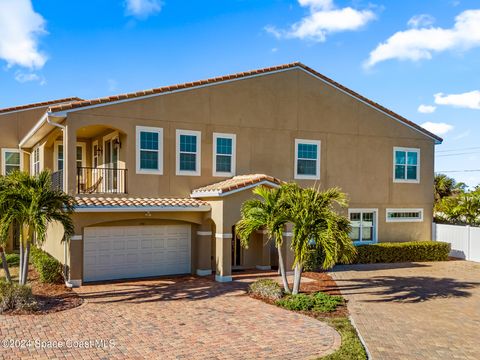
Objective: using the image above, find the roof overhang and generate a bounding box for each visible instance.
[191,179,280,198]
[74,205,211,213]
[19,112,66,148]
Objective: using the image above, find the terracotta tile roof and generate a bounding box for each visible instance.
[191,174,282,197]
[75,196,210,210]
[0,97,82,115]
[47,62,442,143]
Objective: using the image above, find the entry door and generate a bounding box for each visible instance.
[349,209,377,244]
[104,139,118,192]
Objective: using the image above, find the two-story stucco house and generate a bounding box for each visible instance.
[0,63,442,286]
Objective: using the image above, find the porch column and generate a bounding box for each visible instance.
[65,124,77,195]
[256,230,271,270]
[284,224,295,274]
[196,223,213,276]
[215,231,232,282]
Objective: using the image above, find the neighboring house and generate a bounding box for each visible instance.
[0,63,442,286]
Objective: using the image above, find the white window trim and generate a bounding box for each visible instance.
[212,133,236,177]
[31,146,42,175]
[386,208,424,223]
[54,141,86,172]
[348,208,378,245]
[294,139,321,180]
[393,147,420,184]
[92,140,99,169]
[136,126,163,175]
[1,148,22,175]
[176,129,201,176]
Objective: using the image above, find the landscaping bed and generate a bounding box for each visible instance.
[248,272,366,359]
[0,266,83,315]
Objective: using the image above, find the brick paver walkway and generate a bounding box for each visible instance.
[331,260,480,360]
[0,275,340,359]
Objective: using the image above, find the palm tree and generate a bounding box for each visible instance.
[0,170,75,285]
[236,186,291,293]
[281,184,356,295]
[0,176,12,283]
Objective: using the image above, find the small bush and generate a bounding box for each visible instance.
[349,241,451,264]
[248,279,283,300]
[0,281,37,313]
[276,292,343,313]
[0,253,20,267]
[30,247,64,284]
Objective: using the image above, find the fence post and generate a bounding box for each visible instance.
[467,225,471,261]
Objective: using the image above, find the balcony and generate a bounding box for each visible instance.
[51,167,128,194]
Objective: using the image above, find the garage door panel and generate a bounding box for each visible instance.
[83,225,191,282]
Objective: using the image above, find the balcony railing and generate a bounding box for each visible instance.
[51,167,128,194]
[77,167,127,194]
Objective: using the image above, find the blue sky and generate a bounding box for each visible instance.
[1,0,480,185]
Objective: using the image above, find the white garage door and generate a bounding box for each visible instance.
[83,225,191,282]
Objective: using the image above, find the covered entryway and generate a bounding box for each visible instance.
[83,225,191,282]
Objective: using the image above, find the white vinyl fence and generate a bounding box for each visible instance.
[432,223,480,262]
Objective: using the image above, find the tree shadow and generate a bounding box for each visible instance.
[76,275,252,304]
[333,262,431,272]
[334,275,480,303]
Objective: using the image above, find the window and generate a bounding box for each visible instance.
[349,209,377,244]
[176,129,201,176]
[1,149,21,175]
[393,147,420,183]
[294,139,320,180]
[213,133,236,177]
[54,142,86,171]
[386,209,423,222]
[92,141,99,168]
[32,147,40,175]
[136,126,163,174]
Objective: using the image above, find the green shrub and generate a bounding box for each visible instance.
[30,247,64,284]
[303,249,325,272]
[0,253,20,267]
[0,281,37,313]
[349,241,451,264]
[248,279,283,300]
[276,292,343,313]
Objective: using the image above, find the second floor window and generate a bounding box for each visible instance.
[294,139,320,180]
[55,142,86,171]
[213,133,236,177]
[136,126,163,174]
[32,147,40,175]
[1,149,21,175]
[394,147,420,183]
[176,130,201,176]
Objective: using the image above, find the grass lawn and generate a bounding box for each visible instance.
[320,317,366,360]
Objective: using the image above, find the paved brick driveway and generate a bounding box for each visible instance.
[331,260,480,360]
[0,275,340,359]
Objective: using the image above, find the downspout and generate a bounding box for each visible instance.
[46,113,72,287]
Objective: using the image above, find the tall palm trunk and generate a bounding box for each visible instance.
[21,242,30,285]
[277,246,291,294]
[0,246,12,283]
[18,239,23,285]
[292,263,303,295]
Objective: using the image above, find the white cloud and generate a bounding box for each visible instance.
[421,122,454,135]
[125,0,162,18]
[417,104,437,113]
[434,90,480,109]
[0,0,47,69]
[14,71,45,85]
[407,14,435,28]
[266,0,375,42]
[365,9,480,68]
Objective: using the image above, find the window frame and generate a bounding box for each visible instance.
[176,129,201,176]
[54,141,86,172]
[393,147,420,184]
[136,126,163,175]
[294,139,321,180]
[1,148,22,176]
[92,140,99,169]
[212,132,236,177]
[31,146,41,176]
[386,208,424,223]
[348,208,378,245]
